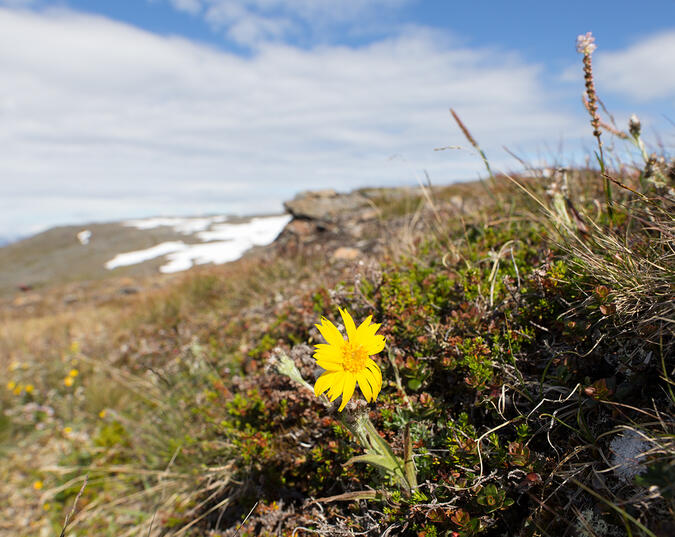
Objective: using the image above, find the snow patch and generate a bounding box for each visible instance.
[105,214,291,273]
[105,241,187,270]
[197,215,292,243]
[161,241,250,273]
[77,230,91,245]
[159,215,291,273]
[123,216,227,234]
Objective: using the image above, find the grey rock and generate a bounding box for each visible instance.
[284,189,371,221]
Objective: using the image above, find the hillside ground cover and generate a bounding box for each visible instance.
[1,40,674,537]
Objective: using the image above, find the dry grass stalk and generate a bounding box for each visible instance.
[58,474,88,537]
[582,95,629,140]
[577,31,615,214]
[577,32,602,144]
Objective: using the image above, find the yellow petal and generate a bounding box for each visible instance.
[356,317,381,339]
[356,371,373,402]
[339,308,357,342]
[314,371,339,396]
[363,367,381,400]
[313,344,343,362]
[315,318,344,347]
[327,372,347,402]
[316,358,343,371]
[355,315,373,337]
[365,358,382,390]
[338,374,356,411]
[364,334,386,355]
[314,343,343,371]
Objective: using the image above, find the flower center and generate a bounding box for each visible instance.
[342,341,368,373]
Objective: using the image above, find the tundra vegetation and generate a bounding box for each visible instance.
[1,34,673,536]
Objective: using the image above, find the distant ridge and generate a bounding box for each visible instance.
[0,235,18,247]
[0,214,289,296]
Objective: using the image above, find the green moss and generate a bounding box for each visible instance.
[93,421,132,464]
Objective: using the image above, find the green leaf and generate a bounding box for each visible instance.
[345,453,400,474]
[403,423,418,489]
[407,378,422,391]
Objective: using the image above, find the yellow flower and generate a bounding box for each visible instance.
[313,308,385,411]
[64,376,74,387]
[33,480,43,490]
[13,384,22,395]
[25,384,34,393]
[68,368,79,377]
[98,409,107,419]
[6,380,16,391]
[63,426,72,435]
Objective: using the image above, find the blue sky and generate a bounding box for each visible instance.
[0,0,674,236]
[66,1,675,54]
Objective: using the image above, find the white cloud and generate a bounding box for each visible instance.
[200,0,408,25]
[204,3,293,45]
[0,7,586,236]
[168,0,410,45]
[168,0,202,15]
[594,31,675,101]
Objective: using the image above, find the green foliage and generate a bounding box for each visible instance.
[457,336,494,389]
[378,262,457,349]
[224,389,268,428]
[476,484,514,512]
[93,420,132,464]
[5,159,672,536]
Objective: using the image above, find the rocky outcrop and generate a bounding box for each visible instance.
[275,189,384,259]
[274,183,474,262]
[283,189,375,222]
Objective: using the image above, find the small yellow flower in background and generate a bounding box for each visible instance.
[70,341,80,354]
[6,380,16,391]
[33,480,43,490]
[99,409,107,419]
[313,308,385,411]
[25,384,34,393]
[69,368,79,378]
[43,503,51,511]
[64,376,74,387]
[13,384,23,396]
[63,426,73,435]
